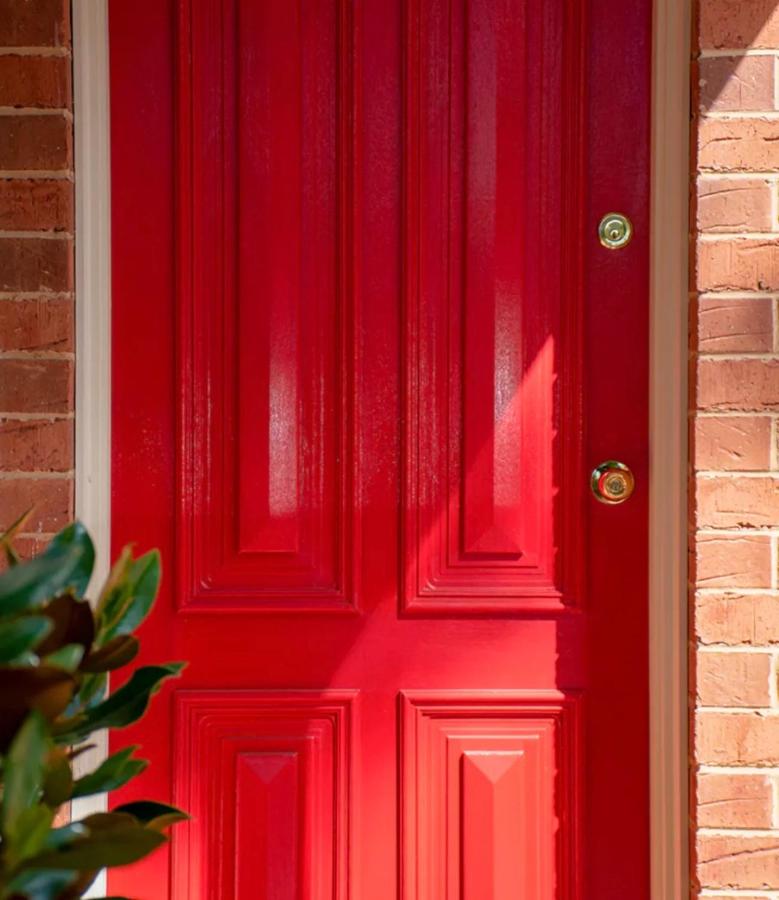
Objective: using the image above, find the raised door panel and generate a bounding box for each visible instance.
[401,692,581,899]
[402,0,585,613]
[177,0,357,613]
[172,691,354,899]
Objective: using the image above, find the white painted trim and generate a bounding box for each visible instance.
[650,1,691,898]
[72,1,111,893]
[75,1,691,895]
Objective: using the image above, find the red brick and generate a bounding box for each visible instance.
[0,55,70,108]
[699,56,776,112]
[697,177,773,233]
[697,651,772,706]
[700,0,779,49]
[697,359,779,411]
[697,593,779,645]
[0,477,70,533]
[696,475,779,528]
[699,118,779,172]
[0,534,50,571]
[696,297,774,352]
[695,534,772,588]
[0,179,72,230]
[0,115,71,170]
[697,772,773,828]
[0,299,72,352]
[698,239,779,291]
[0,238,72,292]
[0,0,70,47]
[0,359,72,414]
[0,418,71,471]
[694,416,772,470]
[698,832,779,889]
[696,711,779,765]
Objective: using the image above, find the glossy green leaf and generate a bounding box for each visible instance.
[81,635,139,673]
[42,749,73,807]
[25,822,167,870]
[42,821,89,850]
[113,800,189,831]
[100,551,161,644]
[72,746,149,798]
[2,711,48,839]
[53,662,185,745]
[37,595,95,660]
[3,868,77,899]
[0,667,75,751]
[0,615,52,663]
[43,643,85,673]
[0,522,95,613]
[8,803,55,864]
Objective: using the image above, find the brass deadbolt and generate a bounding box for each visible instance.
[598,213,633,250]
[591,460,635,505]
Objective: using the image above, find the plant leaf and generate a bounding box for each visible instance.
[2,868,77,899]
[24,821,167,870]
[2,711,48,841]
[52,662,185,745]
[0,522,95,613]
[8,803,55,863]
[72,746,149,798]
[101,551,161,644]
[42,748,74,807]
[36,594,95,660]
[43,643,85,673]
[0,615,52,663]
[113,800,189,831]
[81,635,139,673]
[0,667,75,751]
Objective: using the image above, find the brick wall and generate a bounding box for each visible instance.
[694,1,779,895]
[0,0,74,556]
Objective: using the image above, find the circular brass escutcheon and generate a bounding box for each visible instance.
[591,460,635,505]
[598,212,633,250]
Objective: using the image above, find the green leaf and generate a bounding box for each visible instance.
[8,803,55,863]
[0,667,76,751]
[0,615,52,663]
[72,746,149,798]
[2,711,49,840]
[101,551,161,644]
[42,748,73,807]
[3,868,77,899]
[53,662,185,745]
[81,635,139,673]
[24,821,167,870]
[43,642,85,673]
[113,800,189,831]
[43,821,89,850]
[0,522,95,613]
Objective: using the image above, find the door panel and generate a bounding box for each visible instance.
[109,0,652,896]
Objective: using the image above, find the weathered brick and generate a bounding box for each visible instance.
[700,0,779,49]
[699,118,779,172]
[0,359,72,414]
[694,416,772,470]
[0,534,50,571]
[697,772,773,828]
[695,534,773,588]
[698,832,779,889]
[697,359,779,411]
[0,55,70,108]
[0,299,73,352]
[0,179,72,230]
[697,593,779,645]
[697,651,772,706]
[0,115,71,170]
[697,177,774,232]
[0,0,69,47]
[0,418,72,471]
[696,475,779,528]
[696,297,774,352]
[0,477,70,532]
[696,711,779,765]
[699,56,776,112]
[698,239,779,291]
[0,238,72,292]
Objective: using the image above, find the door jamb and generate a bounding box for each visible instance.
[73,0,691,895]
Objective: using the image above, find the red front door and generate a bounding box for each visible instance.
[109,1,652,896]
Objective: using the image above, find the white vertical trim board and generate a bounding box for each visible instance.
[72,0,111,893]
[650,0,691,898]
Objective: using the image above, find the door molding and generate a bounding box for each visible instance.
[74,1,690,895]
[650,1,690,897]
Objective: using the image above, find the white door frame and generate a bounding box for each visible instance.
[72,0,690,895]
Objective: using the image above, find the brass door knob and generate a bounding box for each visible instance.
[591,461,635,505]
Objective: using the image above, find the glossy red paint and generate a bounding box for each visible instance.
[109,1,652,896]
